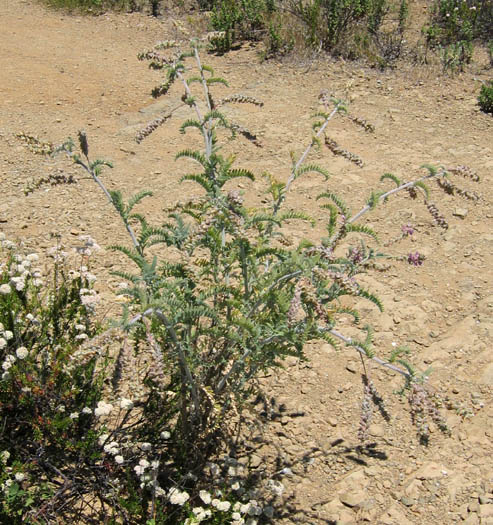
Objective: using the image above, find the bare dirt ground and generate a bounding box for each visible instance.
[1,0,493,523]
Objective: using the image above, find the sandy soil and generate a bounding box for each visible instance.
[1,1,492,523]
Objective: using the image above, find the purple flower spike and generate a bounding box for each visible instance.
[402,224,415,236]
[407,252,425,266]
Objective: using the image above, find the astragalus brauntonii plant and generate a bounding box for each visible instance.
[53,40,480,522]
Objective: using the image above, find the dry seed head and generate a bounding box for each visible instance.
[437,178,479,201]
[305,245,335,261]
[137,50,173,66]
[425,201,448,230]
[287,285,302,325]
[318,89,332,108]
[217,94,264,107]
[230,124,262,147]
[17,131,54,155]
[448,165,480,182]
[326,270,360,295]
[325,137,363,167]
[346,113,375,133]
[407,186,418,199]
[78,131,89,157]
[136,113,172,143]
[226,190,244,208]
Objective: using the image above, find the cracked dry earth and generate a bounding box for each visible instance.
[1,0,493,523]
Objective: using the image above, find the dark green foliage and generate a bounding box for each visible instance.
[425,0,493,46]
[478,80,493,114]
[209,0,274,52]
[288,0,407,62]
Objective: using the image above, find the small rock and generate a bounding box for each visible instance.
[414,462,447,480]
[400,496,414,507]
[404,479,423,500]
[339,490,367,508]
[368,424,385,437]
[480,505,493,518]
[249,454,262,468]
[346,362,357,373]
[284,356,298,367]
[453,208,468,218]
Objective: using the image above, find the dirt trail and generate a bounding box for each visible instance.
[1,1,493,523]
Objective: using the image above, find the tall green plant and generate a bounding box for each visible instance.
[62,42,479,453]
[8,40,479,523]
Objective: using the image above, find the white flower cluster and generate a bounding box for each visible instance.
[181,489,264,525]
[16,347,28,359]
[79,287,99,313]
[1,471,27,493]
[169,487,190,506]
[94,401,113,417]
[0,323,13,350]
[120,398,134,410]
[75,235,101,257]
[0,450,27,493]
[0,321,29,379]
[98,428,135,468]
[0,233,15,251]
[1,246,43,292]
[134,455,161,490]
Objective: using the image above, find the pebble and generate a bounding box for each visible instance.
[400,496,414,507]
[339,490,367,508]
[453,208,468,218]
[345,362,357,373]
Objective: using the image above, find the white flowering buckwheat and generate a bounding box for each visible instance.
[199,490,211,504]
[0,284,11,295]
[16,347,29,360]
[94,401,113,417]
[120,397,134,410]
[168,487,190,506]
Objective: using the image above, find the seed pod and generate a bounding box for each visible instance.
[325,137,363,167]
[448,165,480,182]
[425,201,448,230]
[78,131,89,157]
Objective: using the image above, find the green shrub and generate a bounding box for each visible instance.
[440,39,473,72]
[287,0,408,63]
[478,80,493,113]
[209,0,274,52]
[424,0,493,47]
